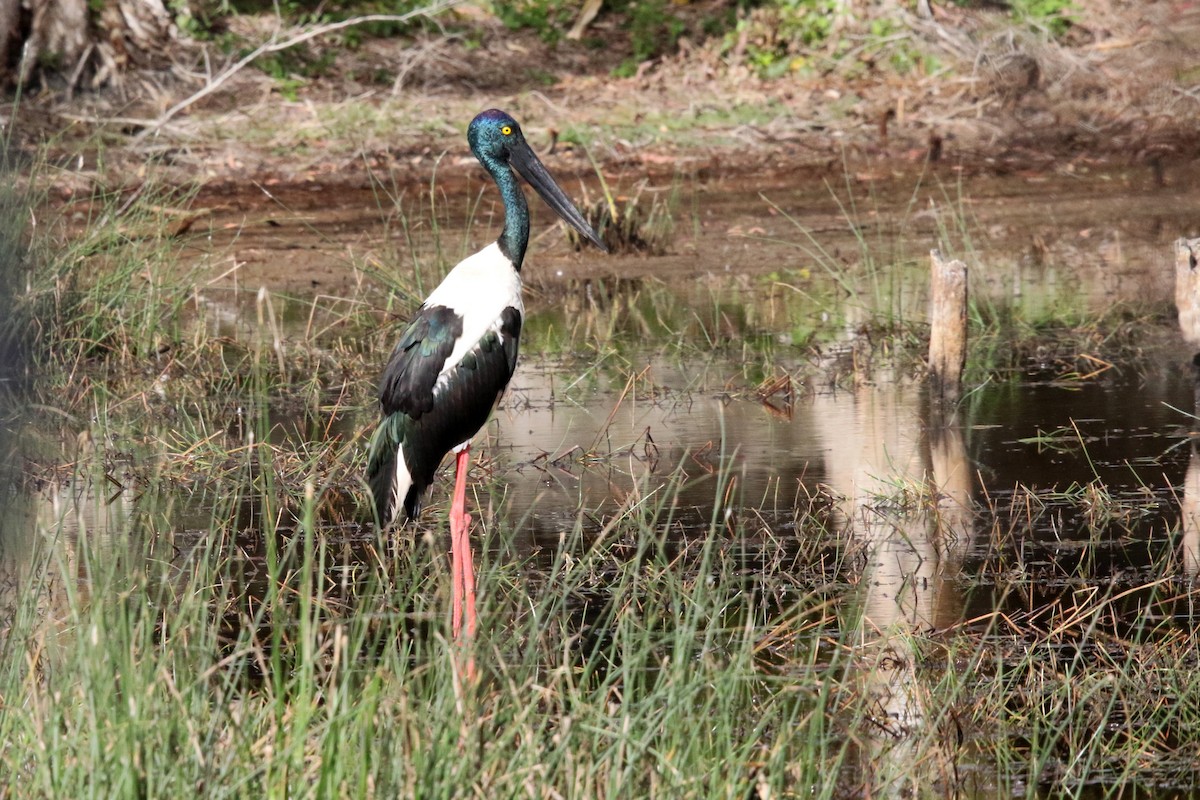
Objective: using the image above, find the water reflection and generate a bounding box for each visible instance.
[493,367,983,794]
[813,384,972,795]
[1181,379,1200,582]
[1183,444,1200,581]
[0,477,136,660]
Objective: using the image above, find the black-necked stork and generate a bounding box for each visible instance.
[366,109,607,654]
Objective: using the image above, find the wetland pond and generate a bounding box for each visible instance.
[4,161,1200,797]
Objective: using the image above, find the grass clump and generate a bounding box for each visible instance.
[570,187,676,256]
[0,458,857,797]
[6,437,1200,797]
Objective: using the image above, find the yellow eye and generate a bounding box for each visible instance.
[501,125,513,136]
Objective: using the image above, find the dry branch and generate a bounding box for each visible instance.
[130,0,463,144]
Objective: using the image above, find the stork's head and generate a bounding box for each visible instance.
[467,109,607,253]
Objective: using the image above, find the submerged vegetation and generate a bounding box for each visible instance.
[1,142,1199,798]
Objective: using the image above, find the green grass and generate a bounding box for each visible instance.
[5,436,1200,797]
[5,143,1200,799]
[0,452,841,797]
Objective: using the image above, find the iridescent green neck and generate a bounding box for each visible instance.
[483,156,529,270]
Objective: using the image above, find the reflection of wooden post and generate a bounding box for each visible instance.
[1191,320,1200,579]
[929,250,968,401]
[929,414,973,554]
[1176,239,1200,352]
[1183,447,1200,581]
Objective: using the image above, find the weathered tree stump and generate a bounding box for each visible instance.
[2,0,176,89]
[1176,238,1200,350]
[928,250,968,402]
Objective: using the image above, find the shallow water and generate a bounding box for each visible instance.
[8,347,1196,616]
[9,163,1200,796]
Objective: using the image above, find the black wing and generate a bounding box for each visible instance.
[368,306,523,525]
[378,305,463,417]
[405,305,523,478]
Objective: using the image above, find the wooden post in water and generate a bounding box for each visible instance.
[1176,238,1200,354]
[928,249,968,402]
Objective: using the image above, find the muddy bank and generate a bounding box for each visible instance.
[164,156,1200,315]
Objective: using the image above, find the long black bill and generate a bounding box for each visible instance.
[510,141,608,253]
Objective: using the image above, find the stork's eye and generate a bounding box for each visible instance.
[501,125,513,136]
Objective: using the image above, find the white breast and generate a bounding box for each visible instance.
[424,242,524,377]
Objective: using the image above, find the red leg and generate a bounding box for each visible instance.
[450,516,463,637]
[449,447,477,679]
[461,511,476,640]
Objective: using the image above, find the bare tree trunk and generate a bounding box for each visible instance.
[0,0,20,76]
[8,0,176,89]
[19,0,87,85]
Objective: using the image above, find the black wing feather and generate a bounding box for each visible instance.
[378,305,463,418]
[368,305,523,526]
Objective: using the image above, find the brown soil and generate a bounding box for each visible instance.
[13,3,1199,301]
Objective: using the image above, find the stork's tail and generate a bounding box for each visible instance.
[366,413,415,528]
